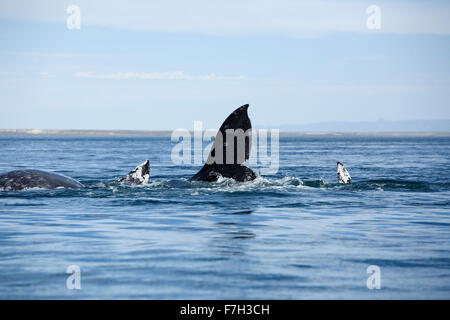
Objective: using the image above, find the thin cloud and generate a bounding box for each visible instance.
[16,52,96,58]
[38,71,53,78]
[74,71,245,81]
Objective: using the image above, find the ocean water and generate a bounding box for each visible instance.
[0,136,449,299]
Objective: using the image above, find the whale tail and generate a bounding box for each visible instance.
[189,104,256,182]
[337,161,351,184]
[119,160,150,185]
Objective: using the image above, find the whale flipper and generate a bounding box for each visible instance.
[0,170,84,191]
[119,160,150,185]
[337,162,351,184]
[189,104,256,182]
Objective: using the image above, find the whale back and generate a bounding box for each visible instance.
[0,169,84,190]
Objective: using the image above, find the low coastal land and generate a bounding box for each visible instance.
[0,129,449,137]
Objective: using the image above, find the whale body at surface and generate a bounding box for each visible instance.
[0,169,84,191]
[0,159,151,191]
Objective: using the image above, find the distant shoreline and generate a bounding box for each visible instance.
[0,129,449,137]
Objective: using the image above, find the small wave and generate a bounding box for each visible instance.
[352,179,435,192]
[0,176,442,197]
[187,175,307,193]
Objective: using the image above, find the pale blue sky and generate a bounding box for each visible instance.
[0,0,449,130]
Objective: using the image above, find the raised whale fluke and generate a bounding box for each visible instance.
[189,104,256,182]
[119,160,150,185]
[337,161,352,184]
[0,169,84,191]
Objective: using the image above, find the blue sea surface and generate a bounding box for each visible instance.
[0,136,449,299]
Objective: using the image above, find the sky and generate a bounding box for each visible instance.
[0,0,449,130]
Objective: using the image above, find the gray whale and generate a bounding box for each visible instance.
[0,160,150,191]
[189,104,256,182]
[0,170,84,191]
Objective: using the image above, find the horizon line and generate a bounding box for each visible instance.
[0,129,449,137]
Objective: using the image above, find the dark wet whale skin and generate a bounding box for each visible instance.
[0,169,84,191]
[189,104,256,182]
